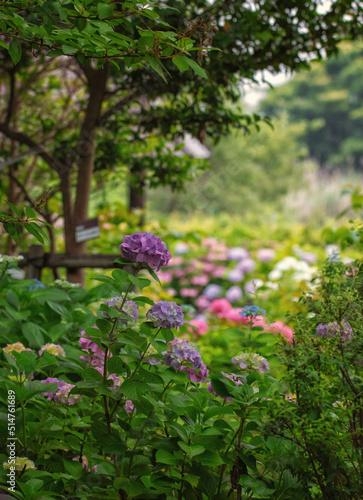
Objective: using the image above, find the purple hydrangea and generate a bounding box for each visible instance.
[236,258,256,273]
[146,301,184,329]
[102,296,139,323]
[226,286,243,302]
[119,232,172,272]
[227,247,249,261]
[316,320,354,341]
[124,400,135,414]
[79,327,107,367]
[227,269,244,283]
[232,352,270,374]
[41,377,82,405]
[203,284,223,299]
[163,337,209,382]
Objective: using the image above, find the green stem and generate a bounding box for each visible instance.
[0,262,10,281]
[127,380,173,476]
[129,327,161,380]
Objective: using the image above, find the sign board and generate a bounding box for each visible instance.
[75,218,100,243]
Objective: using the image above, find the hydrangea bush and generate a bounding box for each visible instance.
[0,236,361,499]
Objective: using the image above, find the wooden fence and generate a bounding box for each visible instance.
[19,245,127,280]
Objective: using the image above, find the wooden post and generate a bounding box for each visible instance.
[27,245,44,280]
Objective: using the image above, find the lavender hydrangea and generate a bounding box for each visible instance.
[146,300,184,329]
[119,232,172,272]
[41,377,82,405]
[163,337,209,382]
[316,320,354,341]
[232,352,270,374]
[102,296,139,322]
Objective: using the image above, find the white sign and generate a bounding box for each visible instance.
[75,218,100,243]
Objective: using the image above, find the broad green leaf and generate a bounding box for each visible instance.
[9,38,22,65]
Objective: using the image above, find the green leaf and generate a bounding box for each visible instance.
[133,296,154,306]
[178,442,205,458]
[155,449,180,465]
[241,477,275,496]
[24,206,36,219]
[21,322,45,348]
[145,265,161,284]
[98,2,115,20]
[198,451,224,466]
[172,54,190,72]
[185,58,208,79]
[62,44,79,55]
[9,38,22,65]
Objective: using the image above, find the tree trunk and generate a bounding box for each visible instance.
[129,167,145,226]
[64,65,108,284]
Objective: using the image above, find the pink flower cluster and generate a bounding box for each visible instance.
[41,377,82,405]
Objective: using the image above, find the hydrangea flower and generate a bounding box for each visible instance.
[27,279,46,291]
[72,456,98,473]
[174,242,189,255]
[0,254,24,263]
[119,232,172,271]
[163,337,209,382]
[209,298,232,317]
[232,352,269,374]
[3,342,31,356]
[203,284,223,299]
[257,249,276,262]
[316,320,353,341]
[226,286,243,303]
[267,321,294,342]
[237,258,256,273]
[54,279,82,288]
[227,269,244,283]
[102,296,139,322]
[146,301,184,329]
[3,457,35,471]
[244,279,264,296]
[79,327,108,367]
[187,319,208,336]
[41,377,82,405]
[124,400,135,413]
[39,343,65,357]
[240,305,266,318]
[227,247,249,261]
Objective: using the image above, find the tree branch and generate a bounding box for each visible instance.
[0,123,70,178]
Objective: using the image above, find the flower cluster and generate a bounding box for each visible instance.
[240,305,267,318]
[124,400,135,414]
[0,254,24,263]
[146,301,184,329]
[39,343,65,356]
[41,377,82,405]
[79,327,106,367]
[316,320,354,341]
[3,342,31,356]
[27,279,46,291]
[163,337,209,382]
[232,352,270,374]
[3,457,35,471]
[102,296,139,323]
[119,232,172,271]
[54,279,82,288]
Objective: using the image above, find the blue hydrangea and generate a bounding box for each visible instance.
[240,305,266,318]
[27,279,46,291]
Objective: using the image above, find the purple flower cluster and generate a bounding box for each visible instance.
[79,327,107,367]
[207,371,243,401]
[41,377,82,405]
[163,337,209,382]
[316,320,354,341]
[232,352,270,374]
[146,300,184,329]
[119,232,172,272]
[102,296,139,323]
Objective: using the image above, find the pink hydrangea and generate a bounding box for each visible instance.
[251,315,268,330]
[180,288,199,297]
[195,295,211,311]
[41,377,82,405]
[79,327,110,367]
[209,299,232,317]
[267,321,294,342]
[191,275,209,286]
[187,319,208,336]
[124,400,135,414]
[224,308,249,324]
